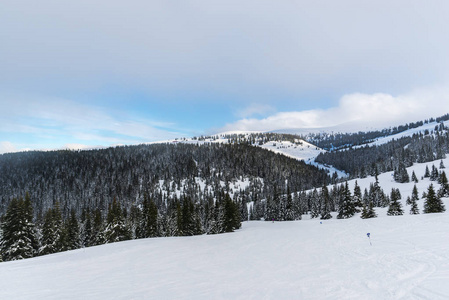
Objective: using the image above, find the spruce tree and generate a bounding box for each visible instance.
[424,184,446,213]
[104,199,131,243]
[39,207,61,255]
[352,181,363,213]
[1,197,36,261]
[407,185,420,215]
[430,165,439,181]
[141,194,159,238]
[424,165,430,178]
[310,189,320,218]
[320,185,332,220]
[92,208,105,245]
[64,209,80,251]
[438,171,449,197]
[284,187,294,221]
[411,171,419,183]
[83,210,93,247]
[387,188,404,216]
[361,201,377,219]
[337,182,355,219]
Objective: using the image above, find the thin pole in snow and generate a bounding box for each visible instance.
[367,233,372,246]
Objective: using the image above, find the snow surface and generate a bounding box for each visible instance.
[0,209,448,299]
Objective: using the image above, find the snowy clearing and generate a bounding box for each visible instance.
[0,206,448,299]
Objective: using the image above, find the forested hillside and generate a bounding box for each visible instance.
[0,143,330,219]
[315,123,449,178]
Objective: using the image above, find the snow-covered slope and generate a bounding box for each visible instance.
[0,208,448,299]
[1,157,449,299]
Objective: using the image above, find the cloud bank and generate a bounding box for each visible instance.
[222,87,449,133]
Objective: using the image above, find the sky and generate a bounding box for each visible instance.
[1,0,449,153]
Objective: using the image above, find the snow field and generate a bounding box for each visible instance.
[0,209,448,300]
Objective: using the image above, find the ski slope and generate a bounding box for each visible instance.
[0,208,448,299]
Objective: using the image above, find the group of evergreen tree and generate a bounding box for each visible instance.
[0,142,330,221]
[315,125,449,179]
[0,191,242,262]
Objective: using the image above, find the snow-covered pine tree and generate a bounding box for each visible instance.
[64,208,80,251]
[424,165,430,178]
[438,171,449,197]
[82,209,93,247]
[393,163,410,183]
[430,165,439,181]
[387,188,404,216]
[407,185,420,214]
[39,206,63,255]
[141,194,159,238]
[411,171,419,183]
[424,184,446,213]
[283,187,294,221]
[320,185,332,220]
[360,200,377,219]
[440,160,445,169]
[104,199,131,243]
[1,197,37,261]
[310,188,320,218]
[239,197,249,222]
[337,182,355,219]
[352,181,363,213]
[92,208,105,245]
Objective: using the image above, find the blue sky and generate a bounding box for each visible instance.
[2,0,449,153]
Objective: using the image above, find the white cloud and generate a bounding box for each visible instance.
[0,141,17,154]
[1,1,448,102]
[221,86,449,133]
[0,92,186,151]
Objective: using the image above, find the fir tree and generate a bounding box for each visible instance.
[83,209,93,247]
[320,185,332,220]
[141,194,159,238]
[310,189,320,218]
[424,165,430,178]
[411,171,419,183]
[92,208,105,245]
[393,163,410,183]
[1,197,36,261]
[352,181,363,213]
[39,207,62,255]
[240,198,249,222]
[440,160,445,169]
[64,209,80,251]
[424,184,446,213]
[407,185,420,215]
[222,193,241,232]
[360,201,377,219]
[387,188,404,216]
[430,165,439,181]
[337,182,355,219]
[104,199,131,243]
[283,187,294,221]
[438,171,449,197]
